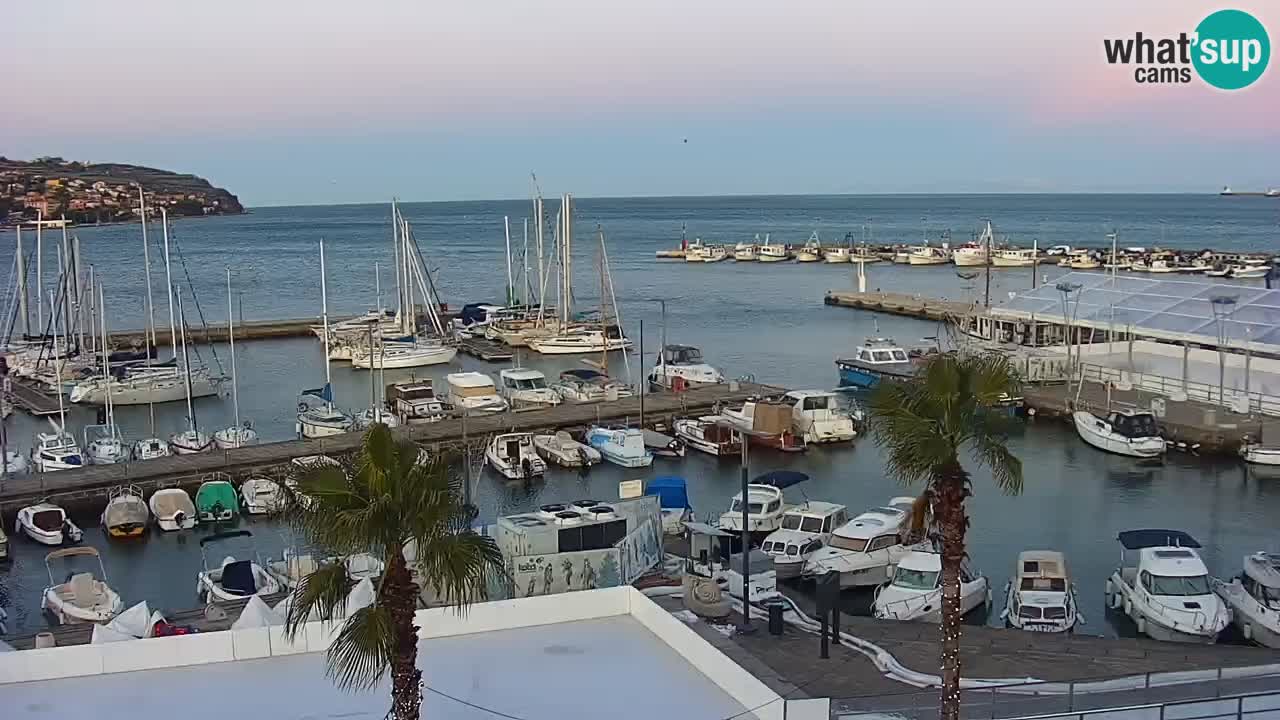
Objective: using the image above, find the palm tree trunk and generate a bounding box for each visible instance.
[386,552,423,720]
[933,463,971,720]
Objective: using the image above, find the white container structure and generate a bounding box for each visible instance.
[873,550,990,623]
[1104,529,1230,644]
[1213,552,1280,648]
[1073,409,1165,458]
[1001,550,1080,633]
[802,497,919,588]
[760,502,848,580]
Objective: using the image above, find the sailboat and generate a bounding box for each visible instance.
[168,288,214,454]
[31,299,85,472]
[214,268,258,449]
[132,197,172,461]
[84,285,127,464]
[355,326,401,429]
[297,240,354,439]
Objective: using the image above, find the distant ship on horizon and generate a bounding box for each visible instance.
[1220,186,1279,197]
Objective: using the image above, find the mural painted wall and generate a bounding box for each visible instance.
[508,548,622,598]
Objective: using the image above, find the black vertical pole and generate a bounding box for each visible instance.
[739,430,751,631]
[639,318,645,429]
[367,321,377,419]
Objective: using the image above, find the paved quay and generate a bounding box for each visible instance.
[823,290,976,322]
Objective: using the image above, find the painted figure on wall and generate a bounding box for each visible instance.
[582,557,597,590]
[542,562,554,595]
[562,558,575,589]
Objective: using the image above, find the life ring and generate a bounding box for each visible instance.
[297,402,308,413]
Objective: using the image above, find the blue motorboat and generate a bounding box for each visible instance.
[835,338,918,389]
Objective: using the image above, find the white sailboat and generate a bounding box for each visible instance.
[85,285,127,465]
[298,240,354,438]
[168,288,214,455]
[214,269,258,449]
[132,195,173,461]
[31,301,84,472]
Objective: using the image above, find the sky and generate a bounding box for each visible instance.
[4,1,1278,205]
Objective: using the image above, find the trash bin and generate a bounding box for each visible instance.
[767,602,785,636]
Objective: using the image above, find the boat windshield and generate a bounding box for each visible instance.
[515,378,546,390]
[668,348,703,364]
[893,567,939,590]
[781,514,803,530]
[731,499,764,514]
[1146,574,1211,596]
[1111,413,1158,439]
[830,536,868,552]
[891,350,908,361]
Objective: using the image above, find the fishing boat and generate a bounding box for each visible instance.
[1072,408,1165,458]
[499,368,562,409]
[824,246,851,263]
[149,488,197,531]
[647,476,692,535]
[835,338,918,389]
[485,432,547,480]
[761,502,849,579]
[992,248,1037,267]
[757,235,789,263]
[673,416,742,457]
[794,232,823,262]
[873,550,990,622]
[734,240,758,261]
[802,497,920,588]
[196,530,282,602]
[1001,550,1080,633]
[196,474,239,522]
[1105,529,1230,643]
[683,239,709,262]
[1213,552,1280,648]
[132,437,172,461]
[952,242,990,267]
[719,399,806,452]
[100,485,150,538]
[782,390,856,444]
[533,431,602,468]
[648,344,724,390]
[907,246,950,265]
[32,427,85,472]
[643,429,685,458]
[585,426,653,467]
[386,379,448,424]
[15,503,83,545]
[240,476,284,515]
[718,471,808,535]
[41,548,124,625]
[552,368,632,403]
[698,245,730,263]
[446,372,508,414]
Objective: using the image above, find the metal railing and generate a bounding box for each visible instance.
[1077,363,1280,418]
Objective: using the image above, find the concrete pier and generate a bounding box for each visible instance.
[823,290,975,322]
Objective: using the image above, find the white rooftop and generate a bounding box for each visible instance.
[446,371,496,388]
[500,367,546,380]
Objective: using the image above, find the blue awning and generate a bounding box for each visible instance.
[647,476,690,510]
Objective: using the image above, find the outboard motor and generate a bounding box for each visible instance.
[173,510,187,527]
[520,458,533,479]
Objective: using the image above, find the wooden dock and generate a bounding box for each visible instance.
[457,337,514,361]
[823,290,975,322]
[0,381,782,514]
[6,378,63,416]
[103,308,457,347]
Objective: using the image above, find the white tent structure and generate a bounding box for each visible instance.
[231,595,284,629]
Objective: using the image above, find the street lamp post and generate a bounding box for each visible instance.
[715,419,769,633]
[1210,295,1238,407]
[1056,281,1083,393]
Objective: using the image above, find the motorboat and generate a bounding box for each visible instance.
[802,497,918,588]
[149,488,197,531]
[132,437,172,461]
[350,340,457,369]
[553,368,632,403]
[297,388,356,438]
[84,423,127,465]
[533,431,602,468]
[782,390,856,444]
[873,550,990,622]
[1230,263,1271,279]
[0,525,7,561]
[717,471,808,535]
[528,325,633,355]
[907,246,950,265]
[196,530,283,602]
[101,485,150,538]
[794,232,823,262]
[485,432,547,480]
[356,405,402,429]
[761,502,849,580]
[673,416,742,457]
[214,422,260,450]
[1132,258,1181,274]
[240,476,284,515]
[648,344,724,390]
[1105,529,1230,643]
[3,450,29,475]
[835,338,919,389]
[734,241,758,261]
[1213,552,1280,648]
[643,429,685,458]
[1241,437,1280,466]
[647,476,692,535]
[698,245,730,263]
[1072,408,1165,458]
[585,426,653,467]
[41,548,124,625]
[683,238,709,262]
[1060,250,1101,270]
[757,235,789,263]
[446,372,508,414]
[991,248,1037,267]
[952,243,989,267]
[719,400,806,452]
[386,380,448,424]
[31,430,84,472]
[170,428,214,455]
[15,503,83,545]
[499,368,562,409]
[196,474,239,523]
[823,246,852,263]
[850,248,882,265]
[266,549,320,590]
[1001,550,1080,633]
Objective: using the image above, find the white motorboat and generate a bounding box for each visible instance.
[874,550,990,622]
[533,431,602,468]
[552,368,632,403]
[84,423,128,465]
[240,476,284,515]
[907,246,950,265]
[643,429,685,458]
[782,390,856,444]
[717,471,808,534]
[446,372,508,415]
[760,502,849,579]
[386,380,448,424]
[101,485,150,539]
[350,340,457,369]
[32,430,85,472]
[824,247,851,263]
[3,450,29,475]
[1105,529,1230,643]
[1073,409,1165,458]
[485,432,547,480]
[528,326,633,355]
[297,392,356,438]
[1230,263,1271,279]
[673,416,742,457]
[499,368,562,409]
[1241,439,1280,466]
[802,497,918,588]
[356,405,402,429]
[992,248,1037,267]
[214,422,260,449]
[196,476,239,523]
[757,235,789,262]
[266,549,320,591]
[683,238,709,262]
[15,503,83,545]
[1001,550,1080,633]
[734,241,758,261]
[699,245,730,263]
[196,530,283,603]
[149,488,197,531]
[794,232,823,262]
[1213,552,1280,648]
[585,426,653,467]
[68,367,221,405]
[719,400,807,452]
[41,548,124,625]
[170,428,214,454]
[648,344,724,390]
[132,437,172,461]
[1060,250,1101,270]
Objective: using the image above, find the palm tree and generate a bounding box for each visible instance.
[866,352,1023,720]
[282,423,502,720]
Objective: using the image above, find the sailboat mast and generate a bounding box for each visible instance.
[522,217,530,306]
[161,208,178,360]
[99,283,114,430]
[535,195,545,310]
[86,267,95,354]
[374,261,382,312]
[16,226,28,337]
[504,216,514,305]
[391,200,402,321]
[62,221,74,344]
[73,233,85,353]
[50,287,66,432]
[139,186,157,350]
[319,239,333,409]
[176,287,197,432]
[36,210,43,336]
[226,268,241,432]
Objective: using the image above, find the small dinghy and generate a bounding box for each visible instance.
[643,429,686,458]
[100,485,150,539]
[1214,551,1280,648]
[585,426,653,467]
[15,503,83,545]
[195,474,239,522]
[196,530,282,602]
[149,488,197,531]
[874,550,990,623]
[41,547,124,625]
[485,432,547,480]
[533,431,601,468]
[240,476,284,515]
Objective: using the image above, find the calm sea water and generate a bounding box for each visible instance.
[1,194,1278,638]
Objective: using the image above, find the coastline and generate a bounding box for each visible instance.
[0,210,249,232]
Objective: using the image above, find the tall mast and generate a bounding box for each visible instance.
[16,226,28,337]
[50,286,66,433]
[391,200,402,321]
[161,207,178,360]
[139,186,157,350]
[36,211,43,336]
[535,195,545,310]
[73,233,85,353]
[86,267,95,353]
[99,283,114,431]
[176,287,197,432]
[504,215,514,305]
[320,239,333,410]
[522,217,530,306]
[62,220,73,345]
[374,261,382,312]
[226,268,241,434]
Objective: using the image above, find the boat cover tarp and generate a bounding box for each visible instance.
[104,497,149,527]
[91,623,138,644]
[221,560,258,595]
[231,595,284,629]
[106,601,160,638]
[1118,529,1201,550]
[753,471,809,489]
[151,491,195,518]
[196,484,238,514]
[648,476,691,510]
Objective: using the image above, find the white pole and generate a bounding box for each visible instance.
[139,186,157,350]
[374,261,382,312]
[177,287,197,432]
[522,217,530,306]
[320,239,333,408]
[99,283,114,429]
[62,219,73,341]
[36,210,43,335]
[535,195,545,309]
[16,226,28,336]
[73,232,85,353]
[161,207,178,361]
[391,200,402,321]
[227,268,241,435]
[504,215,514,305]
[87,267,95,354]
[50,288,66,433]
[401,217,415,335]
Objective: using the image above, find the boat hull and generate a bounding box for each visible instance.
[1072,412,1165,458]
[350,345,457,369]
[69,372,221,406]
[1243,445,1280,466]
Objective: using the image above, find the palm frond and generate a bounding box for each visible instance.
[969,423,1023,494]
[325,605,397,691]
[411,530,504,609]
[285,561,357,636]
